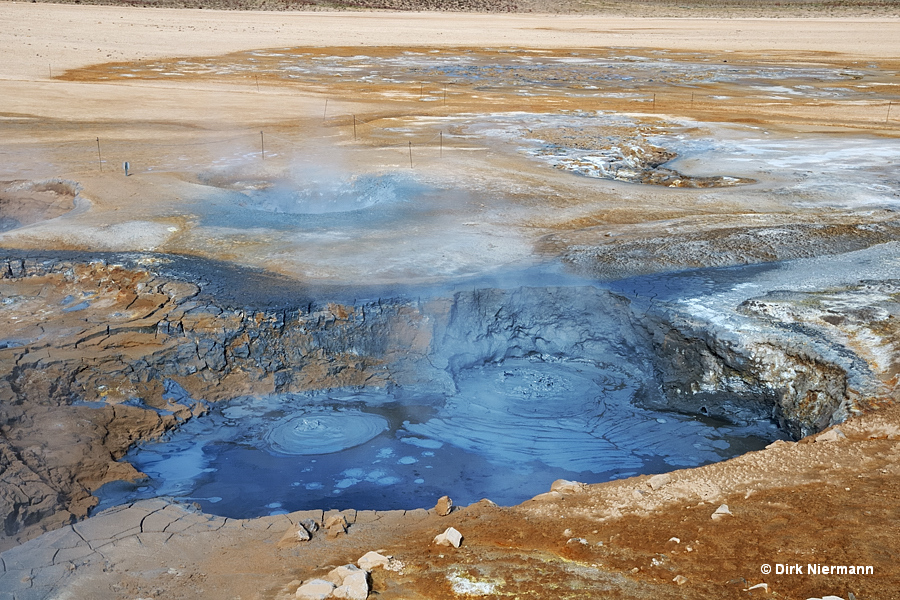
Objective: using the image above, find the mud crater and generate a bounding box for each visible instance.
[91,280,787,518]
[0,179,80,232]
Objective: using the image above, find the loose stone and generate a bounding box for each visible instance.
[295,579,336,600]
[278,524,311,548]
[325,515,348,538]
[326,564,362,586]
[357,551,390,570]
[435,495,453,516]
[300,518,320,533]
[550,479,584,494]
[815,428,847,443]
[332,570,370,600]
[433,526,463,548]
[648,473,671,490]
[711,504,733,520]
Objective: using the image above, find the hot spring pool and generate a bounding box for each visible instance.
[96,355,783,517]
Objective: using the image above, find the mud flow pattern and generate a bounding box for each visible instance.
[96,357,781,517]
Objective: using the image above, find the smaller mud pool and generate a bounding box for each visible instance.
[97,356,782,517]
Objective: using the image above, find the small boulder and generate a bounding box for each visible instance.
[433,526,463,548]
[648,473,671,491]
[332,570,369,600]
[295,579,335,600]
[325,515,348,538]
[435,495,453,516]
[673,575,688,585]
[278,524,311,548]
[326,564,361,586]
[550,479,584,494]
[815,428,847,443]
[300,518,320,533]
[711,504,733,520]
[531,491,562,502]
[357,551,390,571]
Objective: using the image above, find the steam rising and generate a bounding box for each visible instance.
[241,173,406,215]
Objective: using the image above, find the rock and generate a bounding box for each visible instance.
[332,570,369,600]
[550,479,584,494]
[433,526,463,548]
[815,428,847,443]
[326,564,362,586]
[277,524,311,548]
[668,537,680,544]
[435,495,453,516]
[295,579,335,600]
[673,575,688,585]
[300,518,320,533]
[648,473,671,490]
[357,551,390,571]
[743,583,768,592]
[531,491,562,501]
[711,504,733,520]
[325,515,348,538]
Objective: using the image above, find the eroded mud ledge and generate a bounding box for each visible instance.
[3,249,894,552]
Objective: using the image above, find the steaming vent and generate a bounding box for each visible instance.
[237,174,409,215]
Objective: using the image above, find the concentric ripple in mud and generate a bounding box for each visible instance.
[403,359,747,472]
[263,410,389,455]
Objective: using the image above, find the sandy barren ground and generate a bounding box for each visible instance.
[1,3,900,600]
[2,2,900,79]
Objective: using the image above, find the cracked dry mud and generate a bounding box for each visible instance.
[1,4,900,600]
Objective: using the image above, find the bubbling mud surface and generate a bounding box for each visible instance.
[96,356,782,517]
[263,410,390,456]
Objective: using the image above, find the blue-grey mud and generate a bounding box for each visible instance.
[97,356,779,517]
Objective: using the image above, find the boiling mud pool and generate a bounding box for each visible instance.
[98,357,782,517]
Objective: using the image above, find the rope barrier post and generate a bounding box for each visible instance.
[96,137,102,173]
[260,131,265,160]
[353,115,357,140]
[888,101,893,124]
[440,131,443,158]
[408,141,413,168]
[323,98,328,121]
